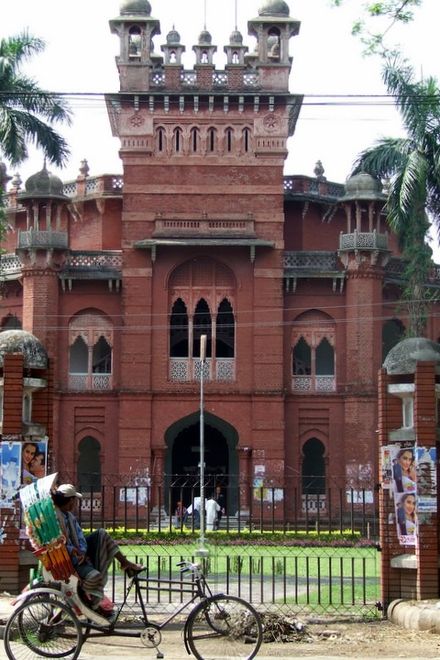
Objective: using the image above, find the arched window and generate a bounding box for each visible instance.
[232,51,239,64]
[173,127,183,153]
[382,318,405,362]
[302,438,326,495]
[69,311,113,390]
[216,299,235,358]
[92,336,112,374]
[292,310,336,392]
[190,127,200,153]
[170,298,189,357]
[169,50,177,63]
[316,338,334,375]
[128,26,141,59]
[193,299,212,358]
[78,436,101,493]
[201,51,209,64]
[293,337,311,375]
[225,128,234,153]
[1,314,21,330]
[156,127,166,153]
[168,259,236,382]
[207,128,217,153]
[267,27,280,60]
[69,336,88,374]
[242,127,251,153]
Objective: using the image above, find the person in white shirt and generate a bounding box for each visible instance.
[185,495,201,528]
[205,496,221,531]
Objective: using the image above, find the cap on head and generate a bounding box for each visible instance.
[57,484,82,499]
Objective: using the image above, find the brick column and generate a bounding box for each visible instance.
[414,362,438,600]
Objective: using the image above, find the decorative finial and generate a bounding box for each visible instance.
[314,160,326,181]
[11,173,22,190]
[235,0,238,29]
[79,159,90,178]
[203,0,207,29]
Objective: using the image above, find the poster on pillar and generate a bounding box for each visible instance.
[0,440,22,507]
[388,443,417,546]
[415,446,437,513]
[21,438,48,486]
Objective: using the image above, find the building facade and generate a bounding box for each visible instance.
[1,0,440,515]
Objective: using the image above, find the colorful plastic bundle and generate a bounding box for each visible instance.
[20,473,75,581]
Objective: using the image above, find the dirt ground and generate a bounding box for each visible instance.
[287,620,440,657]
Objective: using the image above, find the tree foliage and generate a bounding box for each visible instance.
[330,0,422,55]
[352,56,440,335]
[0,31,71,167]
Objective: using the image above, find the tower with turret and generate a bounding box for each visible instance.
[106,0,302,489]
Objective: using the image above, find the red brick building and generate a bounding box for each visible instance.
[1,0,440,515]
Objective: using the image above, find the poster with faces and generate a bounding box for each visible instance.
[390,444,417,546]
[21,438,48,486]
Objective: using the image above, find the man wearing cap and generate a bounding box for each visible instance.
[53,484,142,614]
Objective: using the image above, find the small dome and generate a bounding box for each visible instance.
[19,165,67,201]
[383,338,440,375]
[166,28,181,45]
[258,0,290,17]
[229,29,243,45]
[0,330,48,369]
[340,171,386,202]
[198,30,212,45]
[120,0,151,15]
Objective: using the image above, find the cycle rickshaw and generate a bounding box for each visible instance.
[3,474,263,660]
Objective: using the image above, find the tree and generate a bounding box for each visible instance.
[0,31,71,232]
[352,56,440,336]
[331,0,422,55]
[0,31,71,167]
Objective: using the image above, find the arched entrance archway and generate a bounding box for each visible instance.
[164,412,239,514]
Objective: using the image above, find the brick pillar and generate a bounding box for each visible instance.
[238,446,252,510]
[414,361,438,600]
[0,353,23,593]
[2,353,24,434]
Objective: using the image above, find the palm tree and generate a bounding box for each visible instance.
[0,31,71,167]
[352,56,440,336]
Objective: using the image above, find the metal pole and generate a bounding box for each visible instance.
[196,334,209,557]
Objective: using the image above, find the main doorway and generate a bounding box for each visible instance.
[164,412,239,514]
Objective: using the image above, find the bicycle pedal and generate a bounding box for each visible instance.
[156,652,164,659]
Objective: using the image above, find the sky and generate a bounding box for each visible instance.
[1,0,439,186]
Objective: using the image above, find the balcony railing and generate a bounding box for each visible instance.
[17,230,68,250]
[292,375,336,393]
[283,251,339,271]
[154,216,255,238]
[339,230,388,252]
[169,358,235,382]
[68,373,112,391]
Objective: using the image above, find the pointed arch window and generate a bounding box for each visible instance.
[190,127,200,153]
[207,128,217,153]
[216,299,235,358]
[302,438,326,512]
[170,298,189,357]
[225,128,234,153]
[242,127,251,153]
[1,314,21,330]
[156,127,166,153]
[128,26,142,59]
[382,318,405,362]
[68,312,113,391]
[78,436,102,493]
[193,299,212,358]
[292,312,336,392]
[173,127,183,153]
[168,260,237,383]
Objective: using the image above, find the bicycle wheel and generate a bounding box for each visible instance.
[4,595,83,660]
[186,594,263,660]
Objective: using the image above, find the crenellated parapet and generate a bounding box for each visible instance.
[109,0,300,94]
